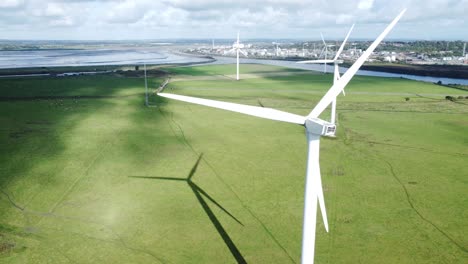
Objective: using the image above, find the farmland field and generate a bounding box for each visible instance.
[0,63,467,263]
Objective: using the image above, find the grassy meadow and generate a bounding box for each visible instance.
[0,64,467,263]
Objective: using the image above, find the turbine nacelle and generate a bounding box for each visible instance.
[305,118,336,137]
[233,43,245,49]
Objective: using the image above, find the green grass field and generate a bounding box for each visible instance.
[0,64,467,263]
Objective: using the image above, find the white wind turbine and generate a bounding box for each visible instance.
[229,32,248,80]
[158,10,405,264]
[272,42,281,56]
[318,33,337,73]
[298,24,355,125]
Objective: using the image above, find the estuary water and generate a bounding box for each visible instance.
[0,47,466,85]
[0,47,212,69]
[208,56,468,85]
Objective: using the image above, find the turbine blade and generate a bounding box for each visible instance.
[333,24,355,61]
[320,32,326,46]
[315,165,329,233]
[237,31,240,44]
[239,49,248,57]
[307,132,328,232]
[297,59,335,64]
[308,9,406,119]
[330,98,337,124]
[334,64,340,84]
[158,93,306,125]
[318,47,325,58]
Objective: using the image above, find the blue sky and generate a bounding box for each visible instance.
[0,0,466,40]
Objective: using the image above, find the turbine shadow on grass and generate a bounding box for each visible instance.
[129,153,247,264]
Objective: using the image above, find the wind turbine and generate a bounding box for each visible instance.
[144,62,148,106]
[229,32,248,80]
[158,10,405,264]
[298,24,355,124]
[318,33,331,73]
[272,42,280,57]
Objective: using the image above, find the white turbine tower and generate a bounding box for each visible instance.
[320,33,329,73]
[144,62,148,106]
[229,32,248,80]
[158,10,405,264]
[298,24,355,124]
[273,42,280,57]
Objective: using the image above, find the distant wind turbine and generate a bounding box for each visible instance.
[298,24,355,124]
[158,9,406,264]
[144,62,148,106]
[228,32,248,80]
[272,42,280,57]
[320,33,329,73]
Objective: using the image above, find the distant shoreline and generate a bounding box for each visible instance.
[185,51,468,81]
[0,52,467,85]
[341,63,468,80]
[0,55,216,78]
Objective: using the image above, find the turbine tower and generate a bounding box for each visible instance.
[229,32,248,80]
[158,9,406,264]
[273,42,280,57]
[320,33,328,73]
[298,24,355,125]
[144,62,148,106]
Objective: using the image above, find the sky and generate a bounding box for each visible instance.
[0,0,466,41]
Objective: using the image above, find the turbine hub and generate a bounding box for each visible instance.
[305,118,336,137]
[233,43,244,49]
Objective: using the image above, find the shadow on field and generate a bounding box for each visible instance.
[0,74,165,225]
[0,94,143,102]
[130,153,247,264]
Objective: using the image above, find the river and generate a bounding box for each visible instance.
[206,56,468,85]
[0,47,212,69]
[0,48,466,85]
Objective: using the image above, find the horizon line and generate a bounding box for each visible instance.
[0,38,467,42]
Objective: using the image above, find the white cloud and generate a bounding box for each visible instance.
[44,3,66,17]
[358,0,374,10]
[0,0,466,40]
[0,0,25,9]
[49,16,74,27]
[106,0,148,23]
